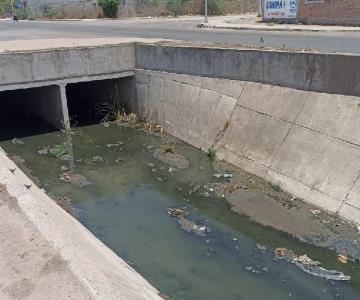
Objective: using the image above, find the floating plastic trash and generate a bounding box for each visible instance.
[338,254,348,264]
[223,173,234,179]
[167,207,187,217]
[177,218,209,237]
[295,263,351,281]
[274,248,351,281]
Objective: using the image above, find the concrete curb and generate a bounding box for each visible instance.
[199,23,360,33]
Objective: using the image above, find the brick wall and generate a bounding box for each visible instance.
[298,0,360,25]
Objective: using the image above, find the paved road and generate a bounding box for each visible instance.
[1,17,360,54]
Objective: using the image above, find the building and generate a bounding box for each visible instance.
[298,0,360,25]
[263,0,360,26]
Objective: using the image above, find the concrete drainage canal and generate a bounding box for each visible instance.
[0,84,359,300]
[2,43,360,299]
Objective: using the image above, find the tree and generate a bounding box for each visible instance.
[0,0,11,18]
[98,0,120,18]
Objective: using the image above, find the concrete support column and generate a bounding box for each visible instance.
[28,84,70,130]
[58,84,71,129]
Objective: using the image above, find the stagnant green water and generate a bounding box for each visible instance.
[1,122,360,300]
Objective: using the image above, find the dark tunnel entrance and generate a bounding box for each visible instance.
[0,87,57,142]
[66,77,132,127]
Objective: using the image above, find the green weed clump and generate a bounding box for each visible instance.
[49,144,68,159]
[91,97,125,123]
[268,182,282,192]
[98,0,120,18]
[207,147,216,160]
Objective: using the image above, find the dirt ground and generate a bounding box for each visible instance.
[0,184,92,300]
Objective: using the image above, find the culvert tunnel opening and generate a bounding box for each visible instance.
[0,87,57,142]
[66,77,131,127]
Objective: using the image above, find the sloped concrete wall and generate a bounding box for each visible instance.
[130,69,360,224]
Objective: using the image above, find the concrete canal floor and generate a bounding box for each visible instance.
[1,120,360,299]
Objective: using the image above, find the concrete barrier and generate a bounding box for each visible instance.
[135,43,360,97]
[130,69,360,224]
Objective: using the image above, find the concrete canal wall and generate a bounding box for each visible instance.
[127,67,360,225]
[130,43,360,225]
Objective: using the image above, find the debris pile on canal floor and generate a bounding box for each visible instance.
[60,171,93,188]
[167,207,210,237]
[153,148,189,169]
[167,207,187,217]
[274,248,351,281]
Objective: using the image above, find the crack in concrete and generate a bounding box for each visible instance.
[339,169,360,212]
[211,82,247,150]
[234,98,360,149]
[220,144,337,203]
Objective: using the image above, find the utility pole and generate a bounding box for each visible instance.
[204,0,208,23]
[258,0,263,17]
